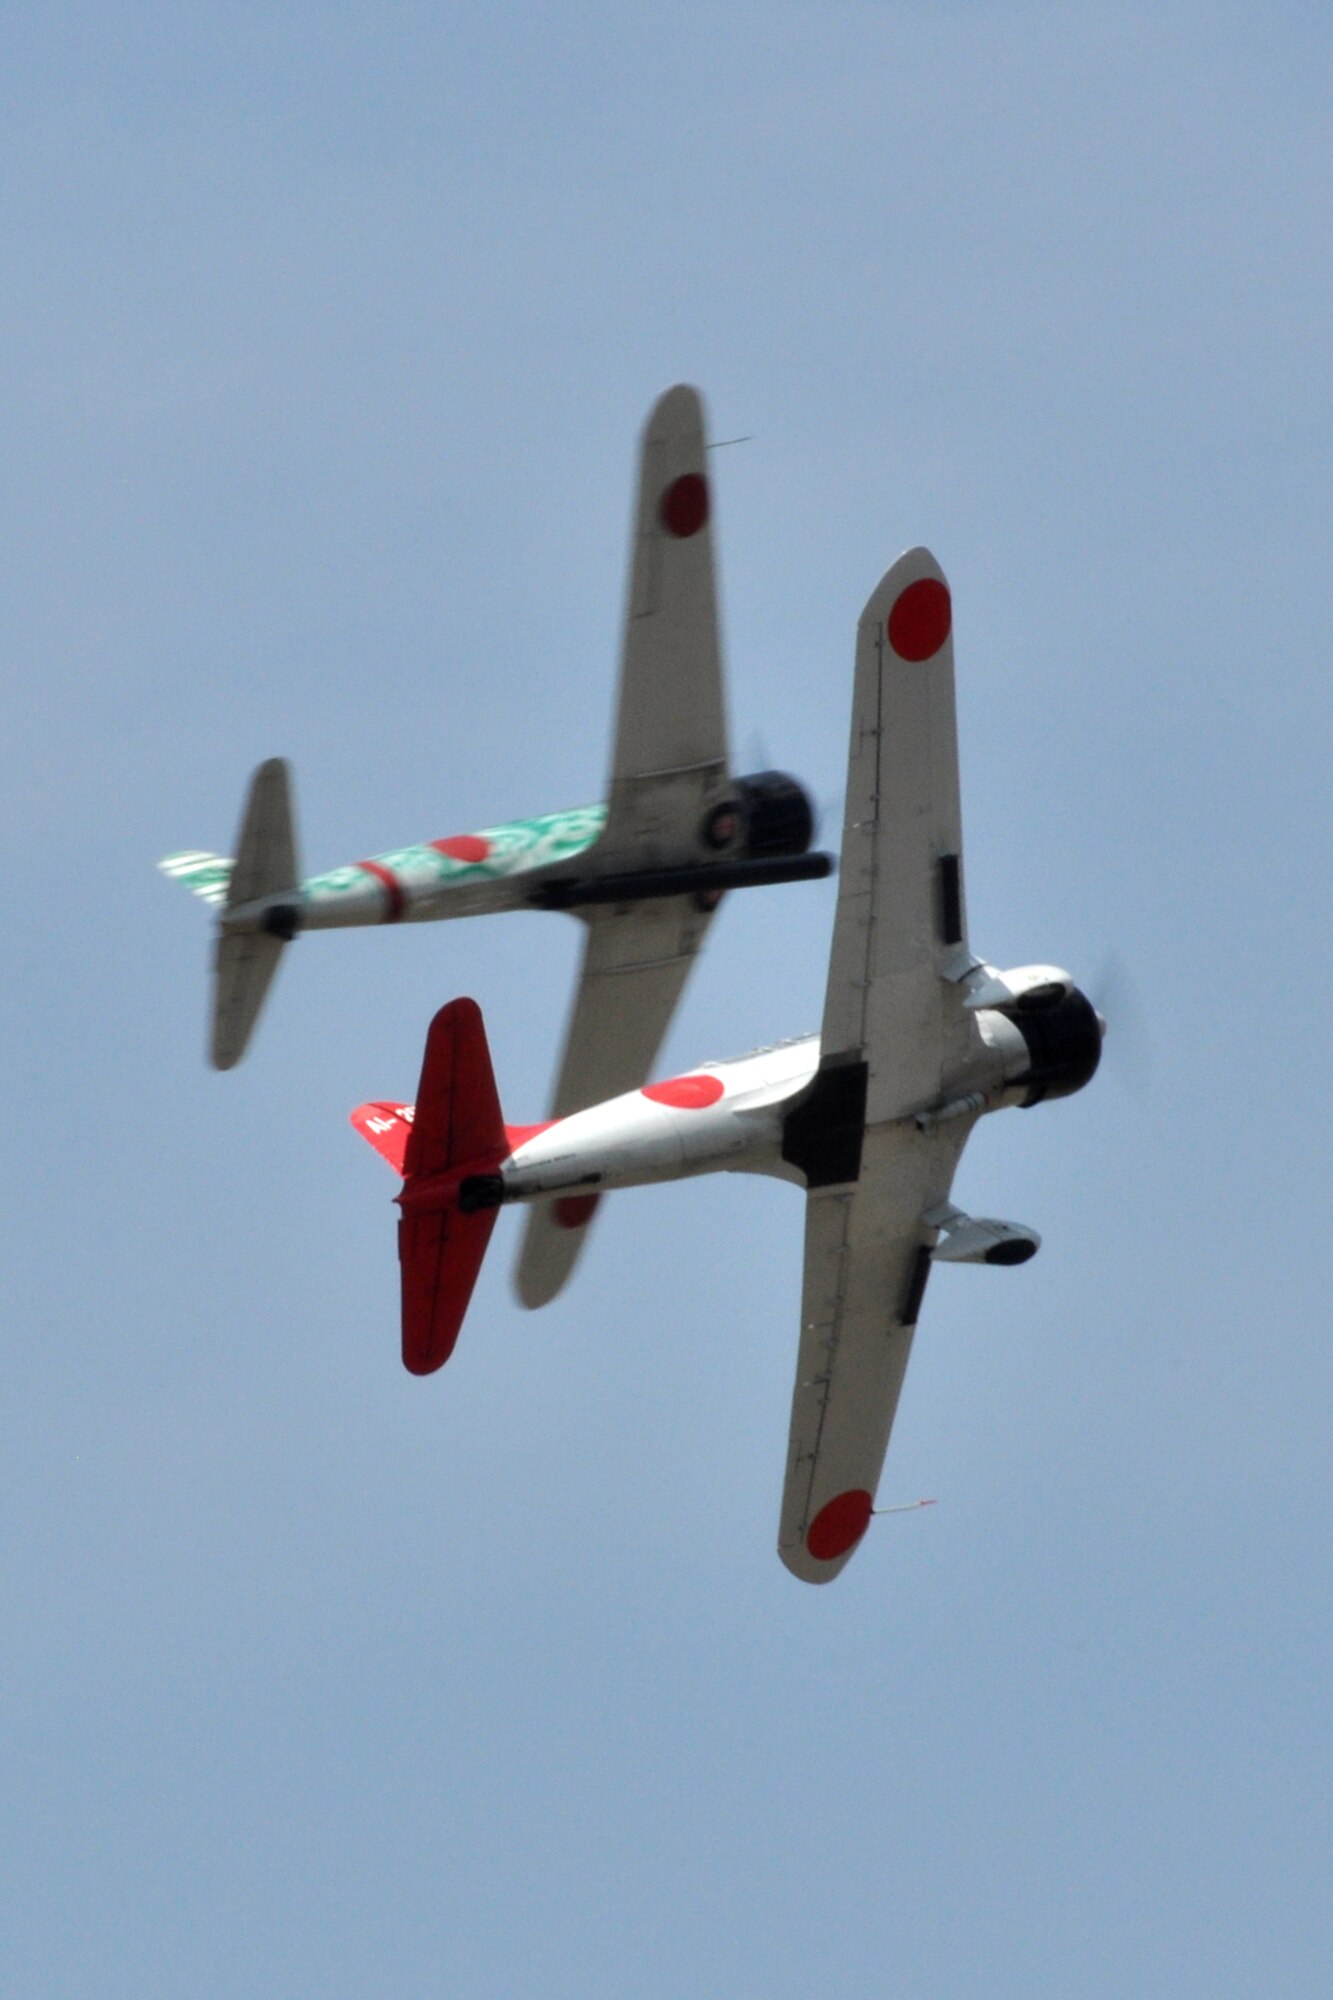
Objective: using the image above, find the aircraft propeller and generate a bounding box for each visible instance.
[1088,950,1153,1094]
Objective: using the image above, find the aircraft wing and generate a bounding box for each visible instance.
[515,386,732,1306]
[778,548,986,1581]
[778,1124,967,1582]
[595,383,730,863]
[514,895,712,1306]
[818,546,980,1122]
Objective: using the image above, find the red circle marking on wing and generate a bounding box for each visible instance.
[554,1193,601,1230]
[658,472,710,538]
[806,1489,874,1562]
[887,577,951,662]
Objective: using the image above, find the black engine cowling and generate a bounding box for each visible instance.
[700,772,815,859]
[1010,988,1103,1106]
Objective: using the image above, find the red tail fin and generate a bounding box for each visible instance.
[404,997,506,1180]
[396,999,507,1375]
[398,1207,499,1374]
[350,1101,414,1176]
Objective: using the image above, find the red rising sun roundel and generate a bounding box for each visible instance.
[658,473,710,538]
[806,1488,874,1561]
[887,577,952,662]
[431,834,491,864]
[554,1193,601,1230]
[641,1074,725,1110]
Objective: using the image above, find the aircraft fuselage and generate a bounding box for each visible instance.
[444,983,1102,1215]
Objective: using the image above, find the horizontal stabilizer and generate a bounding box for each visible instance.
[212,759,300,1069]
[225,757,298,911]
[393,999,508,1375]
[405,998,506,1181]
[213,932,285,1073]
[399,1207,499,1375]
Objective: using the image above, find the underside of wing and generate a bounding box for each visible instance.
[778,546,989,1583]
[596,384,731,862]
[819,548,980,1123]
[514,388,733,1305]
[514,895,714,1306]
[779,1123,968,1584]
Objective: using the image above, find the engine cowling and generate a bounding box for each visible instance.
[974,983,1104,1108]
[700,772,815,860]
[1008,986,1104,1106]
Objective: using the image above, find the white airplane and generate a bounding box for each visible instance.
[352,547,1103,1583]
[160,384,831,1106]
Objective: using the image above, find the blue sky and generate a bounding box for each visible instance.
[3,6,1330,1994]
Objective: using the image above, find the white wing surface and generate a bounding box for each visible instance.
[514,897,709,1306]
[778,549,984,1581]
[515,386,732,1306]
[819,547,978,1121]
[779,1125,967,1582]
[597,383,730,861]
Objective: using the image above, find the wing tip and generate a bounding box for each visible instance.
[778,1543,853,1586]
[644,381,705,434]
[512,1193,602,1309]
[778,1487,875,1584]
[861,545,949,626]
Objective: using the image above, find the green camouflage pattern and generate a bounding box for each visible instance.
[159,802,607,913]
